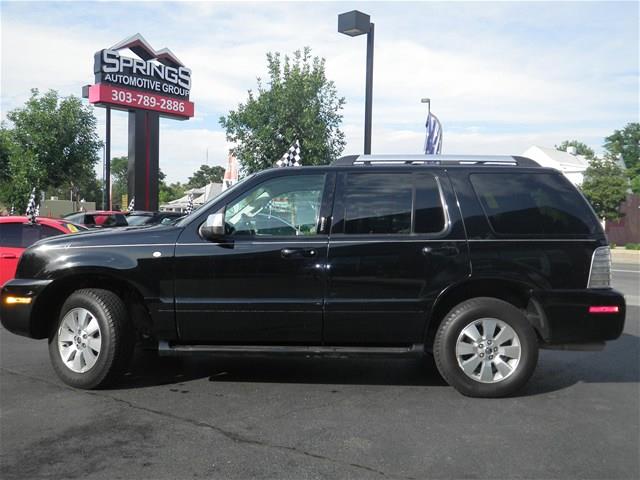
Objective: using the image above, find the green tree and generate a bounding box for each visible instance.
[555,140,595,159]
[604,123,640,193]
[0,89,102,209]
[109,156,185,206]
[581,156,628,221]
[0,128,13,184]
[220,47,346,174]
[186,164,225,188]
[159,180,185,204]
[110,156,129,206]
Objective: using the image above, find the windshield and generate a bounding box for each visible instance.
[126,215,152,226]
[175,173,256,227]
[64,213,85,223]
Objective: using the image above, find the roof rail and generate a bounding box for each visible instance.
[332,154,539,167]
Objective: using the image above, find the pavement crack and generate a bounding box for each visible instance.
[1,367,416,480]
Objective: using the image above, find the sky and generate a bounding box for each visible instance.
[1,0,638,183]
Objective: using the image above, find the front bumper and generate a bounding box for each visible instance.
[0,279,53,338]
[531,289,626,344]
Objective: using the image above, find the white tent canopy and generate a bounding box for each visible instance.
[160,182,223,213]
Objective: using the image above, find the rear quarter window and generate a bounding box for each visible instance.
[470,172,598,236]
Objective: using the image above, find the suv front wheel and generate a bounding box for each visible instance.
[48,288,134,389]
[433,297,538,397]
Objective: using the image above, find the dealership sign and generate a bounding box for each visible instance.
[88,34,194,119]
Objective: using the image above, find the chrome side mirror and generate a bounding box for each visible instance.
[200,211,225,241]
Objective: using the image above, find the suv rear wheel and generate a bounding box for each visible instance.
[433,297,538,397]
[48,288,134,389]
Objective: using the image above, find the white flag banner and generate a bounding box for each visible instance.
[424,112,443,155]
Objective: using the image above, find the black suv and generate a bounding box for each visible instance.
[0,155,626,397]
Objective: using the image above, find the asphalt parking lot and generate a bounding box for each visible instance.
[1,261,638,480]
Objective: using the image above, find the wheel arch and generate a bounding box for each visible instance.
[425,277,537,351]
[30,272,152,340]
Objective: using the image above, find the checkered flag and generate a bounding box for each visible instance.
[127,196,135,212]
[25,188,37,224]
[185,193,194,215]
[276,139,301,167]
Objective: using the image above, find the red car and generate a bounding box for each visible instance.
[0,216,86,286]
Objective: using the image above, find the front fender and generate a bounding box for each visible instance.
[20,243,175,300]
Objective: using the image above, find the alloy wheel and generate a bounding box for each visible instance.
[455,317,521,384]
[57,308,102,373]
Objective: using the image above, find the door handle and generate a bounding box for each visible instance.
[281,248,317,258]
[422,245,459,257]
[1,253,17,259]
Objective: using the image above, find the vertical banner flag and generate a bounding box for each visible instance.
[222,151,239,191]
[424,112,443,155]
[185,193,194,215]
[128,197,135,212]
[276,139,301,167]
[25,188,37,224]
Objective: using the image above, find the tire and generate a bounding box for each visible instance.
[48,288,134,389]
[433,297,538,398]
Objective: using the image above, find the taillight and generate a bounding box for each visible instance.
[587,246,611,288]
[589,306,619,313]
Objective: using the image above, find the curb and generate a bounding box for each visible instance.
[611,248,640,263]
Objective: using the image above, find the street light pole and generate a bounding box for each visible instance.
[338,10,375,154]
[364,23,374,154]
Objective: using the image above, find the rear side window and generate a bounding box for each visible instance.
[0,224,24,247]
[341,172,446,235]
[344,173,412,234]
[0,223,63,248]
[470,173,598,235]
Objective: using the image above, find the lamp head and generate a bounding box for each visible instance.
[338,10,371,36]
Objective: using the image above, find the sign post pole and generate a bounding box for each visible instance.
[104,106,111,210]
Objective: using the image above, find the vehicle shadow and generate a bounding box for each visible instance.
[115,333,639,396]
[522,332,640,396]
[117,349,448,389]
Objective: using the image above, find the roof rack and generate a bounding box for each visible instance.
[332,154,539,167]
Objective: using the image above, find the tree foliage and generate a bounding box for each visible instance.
[186,164,225,188]
[604,122,640,193]
[159,168,186,204]
[109,156,186,208]
[581,156,628,221]
[220,47,346,174]
[555,140,595,159]
[0,89,102,210]
[110,156,128,207]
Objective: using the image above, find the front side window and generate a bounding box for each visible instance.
[225,174,326,236]
[470,173,598,235]
[40,225,65,240]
